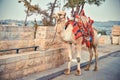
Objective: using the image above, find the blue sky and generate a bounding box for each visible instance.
[0,0,120,21]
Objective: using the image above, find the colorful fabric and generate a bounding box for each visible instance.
[72,22,82,39]
[65,17,94,47]
[80,10,86,17]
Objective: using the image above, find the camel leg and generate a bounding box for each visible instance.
[64,43,72,75]
[84,47,93,71]
[93,47,98,71]
[75,44,81,76]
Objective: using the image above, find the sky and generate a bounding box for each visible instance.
[0,0,120,21]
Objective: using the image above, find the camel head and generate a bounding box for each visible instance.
[52,11,66,23]
[52,11,66,33]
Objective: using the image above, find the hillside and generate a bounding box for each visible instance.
[93,21,120,31]
[0,19,120,31]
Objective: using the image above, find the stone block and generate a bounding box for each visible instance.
[37,26,54,31]
[34,58,41,66]
[15,60,26,71]
[99,35,111,44]
[112,36,119,45]
[0,58,6,65]
[34,52,41,58]
[0,65,5,75]
[112,25,120,36]
[24,59,29,69]
[38,64,47,71]
[0,41,9,50]
[0,31,34,40]
[36,30,55,39]
[33,65,41,73]
[23,67,34,76]
[35,38,62,50]
[19,32,34,40]
[9,72,16,80]
[23,27,34,32]
[36,26,55,39]
[28,39,35,46]
[27,59,35,67]
[5,56,21,64]
[119,36,120,45]
[5,63,16,73]
[16,70,24,79]
[0,39,35,55]
[39,56,46,64]
[0,26,3,31]
[0,73,9,80]
[0,26,34,32]
[29,53,35,59]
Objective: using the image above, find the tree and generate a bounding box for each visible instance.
[18,0,60,26]
[18,0,49,26]
[64,0,105,15]
[42,0,59,26]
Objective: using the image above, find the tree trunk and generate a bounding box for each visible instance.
[75,0,79,14]
[24,8,29,26]
[79,3,85,15]
[49,0,57,26]
[71,7,74,16]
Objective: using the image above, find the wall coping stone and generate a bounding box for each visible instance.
[0,47,65,65]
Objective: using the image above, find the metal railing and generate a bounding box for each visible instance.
[0,46,39,54]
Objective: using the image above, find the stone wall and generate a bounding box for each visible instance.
[111,25,120,45]
[0,26,34,40]
[0,25,68,79]
[0,26,62,55]
[0,26,35,55]
[99,35,111,45]
[35,26,62,50]
[0,48,67,80]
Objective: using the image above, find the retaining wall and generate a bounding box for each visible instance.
[0,48,67,80]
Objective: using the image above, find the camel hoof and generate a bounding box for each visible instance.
[84,67,90,71]
[64,69,70,75]
[75,70,81,76]
[93,68,98,71]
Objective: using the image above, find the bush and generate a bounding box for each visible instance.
[98,30,107,35]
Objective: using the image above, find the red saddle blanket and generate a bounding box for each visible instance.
[65,20,94,47]
[65,20,82,39]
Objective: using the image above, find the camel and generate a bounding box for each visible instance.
[53,11,99,76]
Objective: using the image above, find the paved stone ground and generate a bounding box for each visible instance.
[52,50,120,80]
[18,45,120,80]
